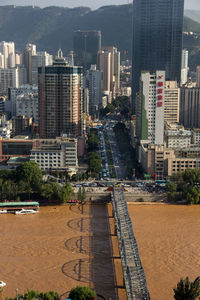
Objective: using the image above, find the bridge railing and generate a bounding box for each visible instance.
[112,187,150,300]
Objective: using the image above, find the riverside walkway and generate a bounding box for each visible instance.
[112,187,150,300]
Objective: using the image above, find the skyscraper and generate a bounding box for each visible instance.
[97,47,120,99]
[39,60,83,138]
[181,49,189,85]
[0,41,15,68]
[73,30,101,72]
[132,0,184,111]
[136,71,165,145]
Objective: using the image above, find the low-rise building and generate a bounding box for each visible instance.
[139,141,200,177]
[30,137,78,172]
[165,124,191,149]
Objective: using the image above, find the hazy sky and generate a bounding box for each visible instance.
[0,0,200,10]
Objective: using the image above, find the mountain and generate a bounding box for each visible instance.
[0,5,200,69]
[185,10,200,23]
[183,16,200,32]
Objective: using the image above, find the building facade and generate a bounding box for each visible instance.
[136,71,165,144]
[73,30,101,72]
[16,92,39,124]
[181,49,189,85]
[180,87,200,128]
[85,65,102,117]
[39,61,83,138]
[30,137,78,171]
[132,0,184,110]
[164,81,180,124]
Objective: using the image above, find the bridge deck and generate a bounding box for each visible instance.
[112,187,150,300]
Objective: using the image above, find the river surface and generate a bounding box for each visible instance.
[128,204,200,300]
[0,204,123,300]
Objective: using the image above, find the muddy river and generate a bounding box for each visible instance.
[0,204,124,300]
[128,204,200,300]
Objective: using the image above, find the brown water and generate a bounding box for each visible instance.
[0,204,124,300]
[128,204,200,300]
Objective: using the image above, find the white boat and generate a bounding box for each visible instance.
[15,209,38,215]
[0,210,7,214]
[0,280,6,288]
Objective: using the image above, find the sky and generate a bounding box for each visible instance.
[0,0,200,10]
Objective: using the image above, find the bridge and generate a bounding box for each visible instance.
[112,187,150,300]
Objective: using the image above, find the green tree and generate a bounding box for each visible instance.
[15,161,42,189]
[6,289,59,300]
[59,182,74,203]
[69,286,96,300]
[166,181,177,201]
[78,187,86,204]
[174,276,200,300]
[88,131,99,152]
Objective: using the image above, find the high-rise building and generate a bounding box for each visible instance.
[0,41,15,68]
[196,66,200,88]
[0,68,19,92]
[164,81,180,124]
[136,71,165,145]
[38,60,83,138]
[132,0,184,110]
[85,65,102,117]
[100,47,120,96]
[180,87,200,128]
[97,50,111,92]
[22,43,36,84]
[181,49,189,85]
[31,51,53,85]
[73,30,101,72]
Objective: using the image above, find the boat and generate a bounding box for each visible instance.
[15,209,38,215]
[0,210,7,214]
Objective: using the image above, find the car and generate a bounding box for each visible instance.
[0,281,6,288]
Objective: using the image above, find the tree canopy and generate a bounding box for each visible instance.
[174,276,200,300]
[69,286,96,300]
[15,161,42,189]
[6,290,59,300]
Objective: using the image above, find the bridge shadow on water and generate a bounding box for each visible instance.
[89,204,118,300]
[62,204,119,300]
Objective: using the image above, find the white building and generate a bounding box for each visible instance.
[86,65,102,116]
[16,92,39,124]
[164,81,180,124]
[136,71,165,145]
[181,49,189,85]
[30,137,78,171]
[9,85,38,117]
[31,51,53,85]
[0,41,15,68]
[165,125,191,149]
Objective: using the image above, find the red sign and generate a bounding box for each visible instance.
[157,102,163,107]
[157,89,163,94]
[157,95,163,100]
[158,82,163,87]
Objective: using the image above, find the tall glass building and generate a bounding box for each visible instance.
[73,30,101,72]
[132,0,184,111]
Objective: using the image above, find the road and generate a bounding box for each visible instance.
[105,127,126,180]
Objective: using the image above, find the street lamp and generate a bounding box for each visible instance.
[16,288,18,300]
